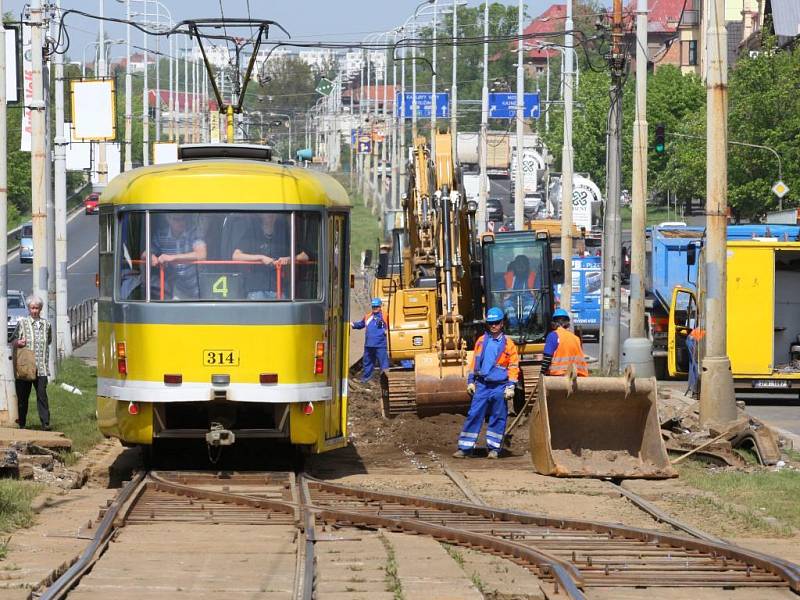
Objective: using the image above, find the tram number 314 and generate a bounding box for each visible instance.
[203,350,240,366]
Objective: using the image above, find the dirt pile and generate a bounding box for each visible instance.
[347,380,531,464]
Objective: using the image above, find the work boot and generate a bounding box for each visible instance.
[452,449,469,459]
[487,450,499,460]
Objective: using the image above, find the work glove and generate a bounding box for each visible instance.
[466,383,476,396]
[503,386,515,400]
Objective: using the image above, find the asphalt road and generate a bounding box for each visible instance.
[8,209,99,307]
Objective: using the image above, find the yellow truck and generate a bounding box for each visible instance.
[669,236,800,393]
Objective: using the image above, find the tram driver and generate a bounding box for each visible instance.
[231,213,310,300]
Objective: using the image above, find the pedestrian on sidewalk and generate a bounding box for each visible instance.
[351,297,390,382]
[11,295,52,430]
[454,307,519,460]
[541,309,588,376]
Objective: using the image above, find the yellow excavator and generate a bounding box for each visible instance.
[378,133,477,417]
[374,133,673,478]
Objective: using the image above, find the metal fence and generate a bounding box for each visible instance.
[69,298,97,349]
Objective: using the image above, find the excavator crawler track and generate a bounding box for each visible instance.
[380,370,417,419]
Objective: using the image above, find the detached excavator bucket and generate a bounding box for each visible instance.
[530,369,676,479]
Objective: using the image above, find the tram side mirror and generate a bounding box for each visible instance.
[362,249,373,268]
[551,258,565,285]
[349,274,355,289]
[376,251,389,279]
[686,244,697,266]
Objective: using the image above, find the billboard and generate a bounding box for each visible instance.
[70,79,117,141]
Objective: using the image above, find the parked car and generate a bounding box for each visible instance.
[84,192,100,214]
[18,223,33,264]
[486,198,504,223]
[7,289,27,342]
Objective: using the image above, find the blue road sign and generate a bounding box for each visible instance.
[357,136,372,154]
[395,92,450,119]
[488,92,540,119]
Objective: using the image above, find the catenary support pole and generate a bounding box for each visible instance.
[450,0,458,161]
[514,0,525,231]
[477,0,489,233]
[0,0,17,424]
[560,0,574,312]
[700,0,736,426]
[54,0,72,360]
[30,0,49,325]
[97,0,108,182]
[623,0,654,375]
[600,0,625,375]
[124,0,132,169]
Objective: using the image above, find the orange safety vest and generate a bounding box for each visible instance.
[469,334,520,383]
[504,271,536,290]
[549,327,589,377]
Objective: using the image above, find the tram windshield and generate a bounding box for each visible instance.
[117,211,321,302]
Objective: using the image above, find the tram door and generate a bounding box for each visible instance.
[325,214,346,440]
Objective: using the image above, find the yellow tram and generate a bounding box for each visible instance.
[96,145,350,454]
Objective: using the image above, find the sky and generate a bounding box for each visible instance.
[4,0,575,62]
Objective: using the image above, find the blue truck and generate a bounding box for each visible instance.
[646,223,800,378]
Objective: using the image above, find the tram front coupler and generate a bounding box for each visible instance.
[205,422,236,447]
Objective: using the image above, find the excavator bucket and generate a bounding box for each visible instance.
[414,351,473,417]
[381,351,473,418]
[530,369,676,479]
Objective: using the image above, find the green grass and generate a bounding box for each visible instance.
[24,357,102,459]
[379,532,404,600]
[332,173,383,268]
[0,480,44,556]
[677,460,800,534]
[621,205,679,228]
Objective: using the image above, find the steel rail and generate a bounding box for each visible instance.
[39,471,147,600]
[298,476,317,600]
[305,476,800,593]
[608,481,726,544]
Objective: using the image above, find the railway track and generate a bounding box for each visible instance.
[38,471,800,599]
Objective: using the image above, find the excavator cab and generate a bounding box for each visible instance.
[481,231,561,348]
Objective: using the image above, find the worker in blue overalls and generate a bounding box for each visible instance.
[454,307,520,460]
[351,297,390,382]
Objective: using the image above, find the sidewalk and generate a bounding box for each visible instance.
[72,336,97,366]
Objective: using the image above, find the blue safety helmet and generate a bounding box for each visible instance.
[485,307,505,323]
[371,297,382,308]
[553,308,570,320]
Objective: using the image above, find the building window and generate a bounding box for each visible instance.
[681,40,698,66]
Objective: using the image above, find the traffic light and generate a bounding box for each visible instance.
[654,124,666,154]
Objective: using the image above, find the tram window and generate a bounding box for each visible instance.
[117,212,146,301]
[149,213,207,301]
[99,213,114,299]
[295,213,321,300]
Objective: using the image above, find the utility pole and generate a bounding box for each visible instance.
[477,1,489,233]
[142,2,150,165]
[124,0,132,170]
[30,0,48,322]
[97,0,108,182]
[0,0,17,424]
[399,31,407,196]
[514,0,524,231]
[623,0,654,375]
[560,0,574,312]
[391,33,399,210]
[54,0,72,360]
[600,0,625,375]
[700,0,737,426]
[430,0,437,158]
[450,0,458,162]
